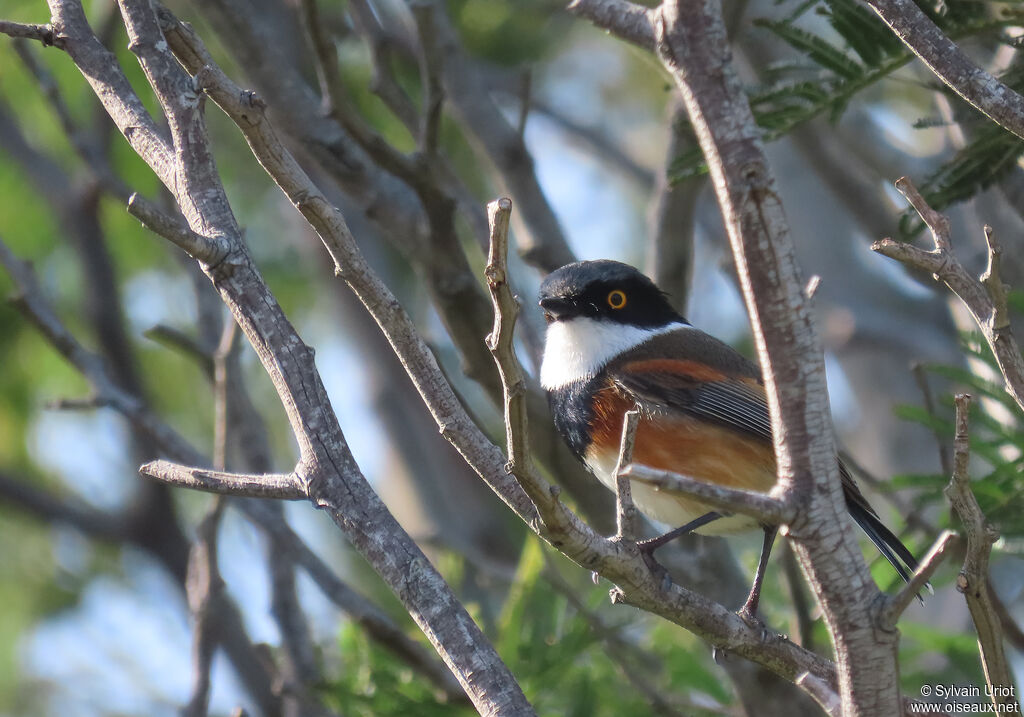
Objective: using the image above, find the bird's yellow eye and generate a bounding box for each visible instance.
[607,289,627,309]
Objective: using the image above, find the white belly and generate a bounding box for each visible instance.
[584,446,759,535]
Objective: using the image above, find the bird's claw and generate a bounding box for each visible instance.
[637,541,673,591]
[736,606,774,643]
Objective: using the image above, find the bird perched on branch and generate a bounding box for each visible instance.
[538,259,919,618]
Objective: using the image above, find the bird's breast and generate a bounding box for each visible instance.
[584,383,778,534]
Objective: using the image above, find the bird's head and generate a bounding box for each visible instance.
[537,261,686,389]
[538,260,681,330]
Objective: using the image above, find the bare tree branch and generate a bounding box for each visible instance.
[127,192,226,265]
[646,102,700,314]
[11,39,132,199]
[0,20,55,44]
[410,1,444,156]
[484,198,538,483]
[795,672,841,717]
[912,363,953,478]
[946,394,1017,712]
[880,530,956,628]
[346,0,420,133]
[183,497,226,717]
[523,95,655,191]
[613,410,641,541]
[780,544,815,651]
[863,0,1024,141]
[622,465,794,527]
[45,3,174,180]
[130,312,472,703]
[241,501,469,703]
[873,178,1024,413]
[567,0,656,52]
[139,461,305,500]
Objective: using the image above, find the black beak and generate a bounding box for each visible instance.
[539,295,575,322]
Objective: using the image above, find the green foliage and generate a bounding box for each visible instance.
[893,329,1024,539]
[449,0,571,66]
[322,623,474,717]
[670,0,1024,195]
[320,538,735,715]
[910,81,1024,223]
[900,622,989,691]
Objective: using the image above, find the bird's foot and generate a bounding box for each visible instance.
[635,538,673,592]
[736,604,770,643]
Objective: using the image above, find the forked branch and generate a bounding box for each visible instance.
[946,395,1015,711]
[873,178,1024,413]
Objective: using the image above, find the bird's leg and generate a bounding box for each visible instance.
[635,512,722,587]
[737,525,778,625]
[637,511,723,554]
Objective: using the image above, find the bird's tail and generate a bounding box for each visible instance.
[846,500,920,585]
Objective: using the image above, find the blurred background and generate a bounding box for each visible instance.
[1,0,1023,715]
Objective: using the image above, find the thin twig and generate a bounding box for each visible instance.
[127,192,226,266]
[795,672,841,717]
[298,0,344,113]
[183,496,227,717]
[912,363,952,478]
[0,20,55,44]
[144,324,215,374]
[485,198,557,511]
[613,410,641,540]
[567,0,656,52]
[873,178,1024,413]
[986,579,1024,653]
[880,530,957,628]
[523,94,654,190]
[46,396,109,411]
[623,464,794,526]
[347,0,420,133]
[780,543,816,651]
[980,226,1010,331]
[410,1,444,155]
[646,101,698,313]
[139,460,305,500]
[181,319,260,716]
[212,320,240,471]
[515,70,531,140]
[945,394,1016,711]
[0,469,131,542]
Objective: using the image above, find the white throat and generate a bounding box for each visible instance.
[540,318,687,389]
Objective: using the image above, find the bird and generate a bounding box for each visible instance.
[537,259,920,618]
